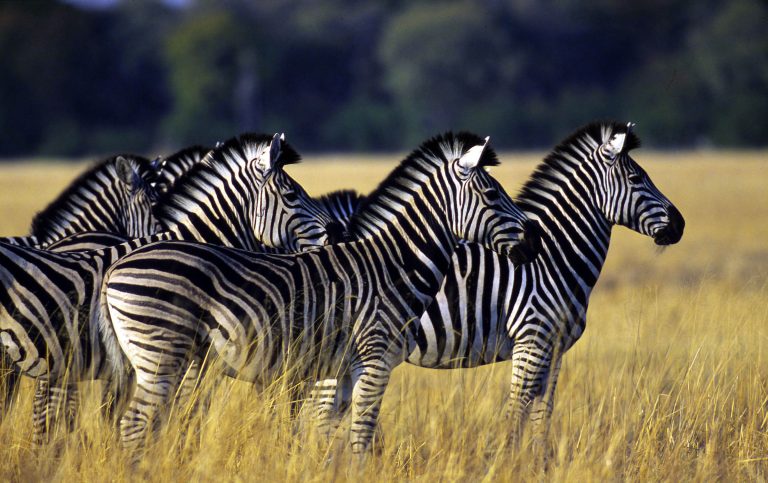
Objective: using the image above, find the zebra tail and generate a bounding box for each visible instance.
[95,265,128,392]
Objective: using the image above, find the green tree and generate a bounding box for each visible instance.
[687,0,768,145]
[163,11,255,146]
[378,2,514,144]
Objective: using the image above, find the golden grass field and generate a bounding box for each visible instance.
[0,151,766,481]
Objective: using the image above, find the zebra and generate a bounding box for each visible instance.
[101,131,541,456]
[305,121,685,458]
[34,145,213,253]
[0,155,163,412]
[0,132,338,444]
[0,155,162,250]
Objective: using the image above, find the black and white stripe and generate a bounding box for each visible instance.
[102,132,540,455]
[0,133,336,443]
[151,145,211,195]
[309,122,685,455]
[0,155,162,414]
[32,155,162,246]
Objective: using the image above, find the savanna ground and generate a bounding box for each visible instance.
[0,151,766,481]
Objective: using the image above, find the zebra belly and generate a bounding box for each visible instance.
[407,310,514,369]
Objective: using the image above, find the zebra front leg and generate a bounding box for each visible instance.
[32,379,79,445]
[504,341,553,450]
[307,375,353,442]
[347,339,401,458]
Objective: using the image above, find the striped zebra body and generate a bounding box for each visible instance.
[0,133,336,443]
[311,122,685,455]
[103,132,541,455]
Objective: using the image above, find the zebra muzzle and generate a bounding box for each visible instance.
[653,205,684,246]
[508,220,541,265]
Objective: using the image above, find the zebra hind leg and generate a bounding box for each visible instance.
[119,357,188,457]
[32,379,79,446]
[172,357,215,452]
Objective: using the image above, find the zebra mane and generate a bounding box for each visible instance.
[30,154,155,239]
[517,121,641,205]
[315,189,366,229]
[154,133,301,223]
[316,189,366,211]
[347,131,499,236]
[154,145,211,192]
[162,145,211,171]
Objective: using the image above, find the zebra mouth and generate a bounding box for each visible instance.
[507,220,541,265]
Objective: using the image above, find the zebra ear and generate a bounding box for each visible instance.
[266,133,285,169]
[116,156,141,189]
[602,132,627,162]
[458,136,490,170]
[150,156,165,172]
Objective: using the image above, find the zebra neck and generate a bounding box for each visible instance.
[158,196,266,251]
[35,209,123,246]
[351,190,458,303]
[520,179,612,307]
[30,161,130,244]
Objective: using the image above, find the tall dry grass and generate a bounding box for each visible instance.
[0,151,766,481]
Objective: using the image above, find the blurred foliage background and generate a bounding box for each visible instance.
[0,0,766,157]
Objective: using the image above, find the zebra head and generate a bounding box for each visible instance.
[443,133,540,264]
[246,133,339,251]
[595,122,684,245]
[114,155,163,237]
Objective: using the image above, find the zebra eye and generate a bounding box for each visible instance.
[628,174,643,185]
[283,190,299,203]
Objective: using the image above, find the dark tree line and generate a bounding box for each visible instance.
[0,0,765,157]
